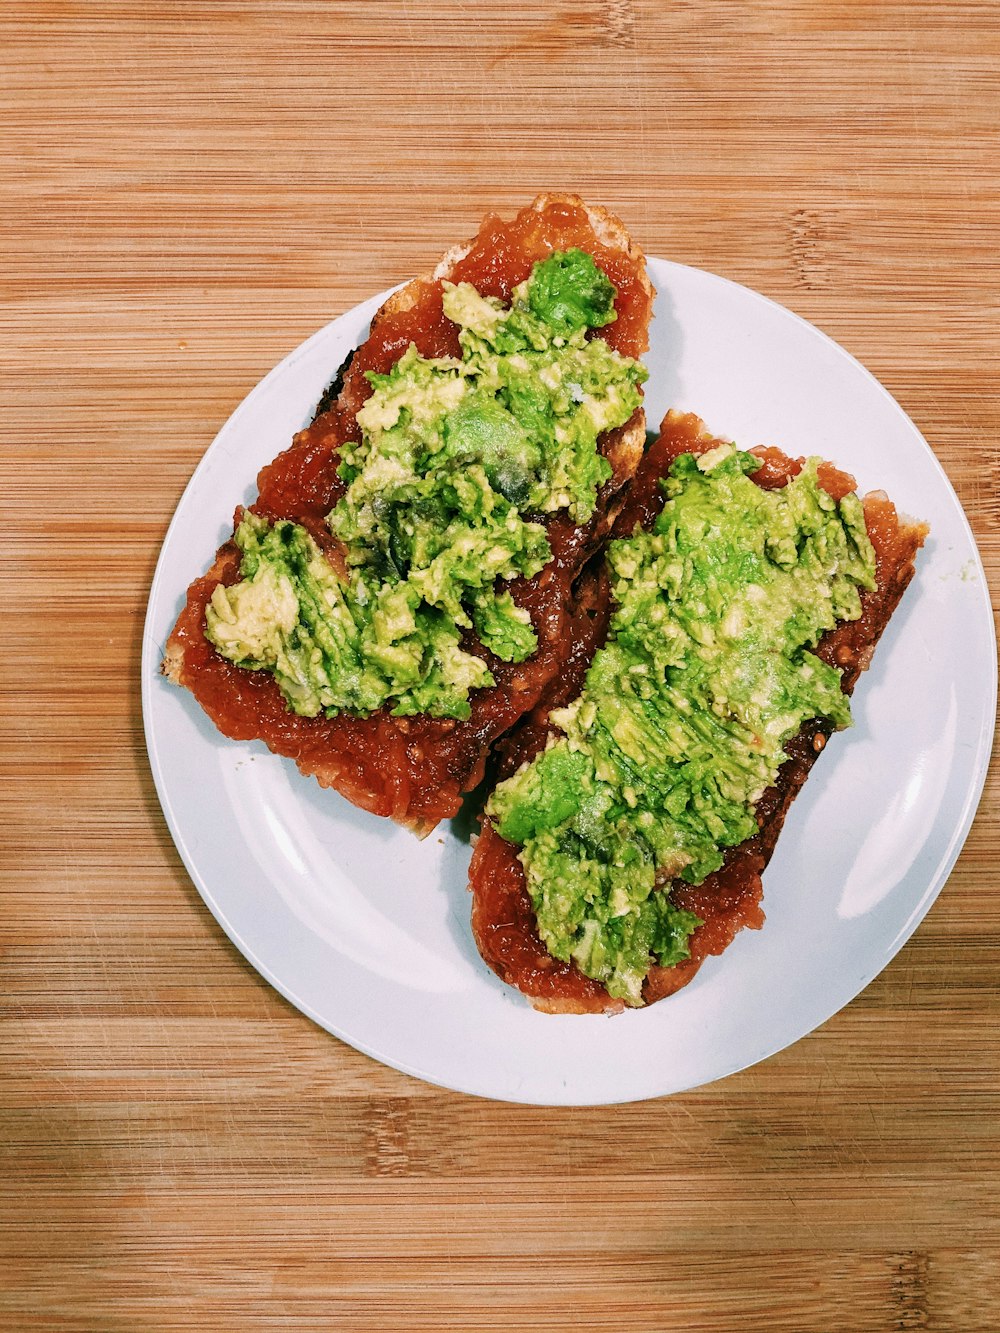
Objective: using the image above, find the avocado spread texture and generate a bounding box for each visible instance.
[205,250,647,719]
[487,446,877,1004]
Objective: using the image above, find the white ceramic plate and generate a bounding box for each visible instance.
[142,259,996,1105]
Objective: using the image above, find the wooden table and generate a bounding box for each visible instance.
[4,3,998,1328]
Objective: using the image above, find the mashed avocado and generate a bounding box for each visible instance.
[487,446,877,1003]
[206,250,647,719]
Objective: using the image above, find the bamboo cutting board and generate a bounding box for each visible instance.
[3,2,999,1329]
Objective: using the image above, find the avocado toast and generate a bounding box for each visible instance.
[163,196,654,832]
[469,410,928,1012]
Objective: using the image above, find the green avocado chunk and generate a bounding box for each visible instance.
[205,512,496,719]
[205,250,647,719]
[487,445,877,1004]
[525,246,617,336]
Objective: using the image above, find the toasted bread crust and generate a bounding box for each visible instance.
[468,411,928,1012]
[162,197,654,831]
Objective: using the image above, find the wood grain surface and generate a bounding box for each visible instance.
[3,1,999,1328]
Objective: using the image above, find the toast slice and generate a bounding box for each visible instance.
[469,410,928,1012]
[162,196,655,833]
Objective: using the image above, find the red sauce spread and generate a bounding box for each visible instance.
[469,411,923,1011]
[168,198,652,831]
